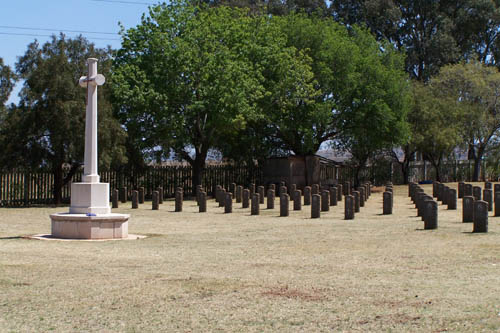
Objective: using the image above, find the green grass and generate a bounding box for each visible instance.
[0,183,499,332]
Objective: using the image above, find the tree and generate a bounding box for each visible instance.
[0,58,16,112]
[113,2,293,194]
[335,28,411,186]
[192,0,329,16]
[431,61,500,181]
[411,81,461,182]
[0,35,126,204]
[330,0,500,81]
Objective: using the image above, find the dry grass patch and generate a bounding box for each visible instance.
[0,183,499,332]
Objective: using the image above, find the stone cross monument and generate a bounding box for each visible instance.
[69,58,110,214]
[50,58,129,239]
[79,58,105,184]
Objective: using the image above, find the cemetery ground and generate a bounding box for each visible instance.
[0,184,499,332]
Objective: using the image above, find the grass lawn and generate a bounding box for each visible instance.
[0,183,499,332]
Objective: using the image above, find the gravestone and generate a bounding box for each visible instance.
[432,181,439,198]
[269,184,276,192]
[437,183,444,202]
[290,184,297,196]
[267,189,275,209]
[139,187,145,204]
[409,183,415,201]
[311,194,321,218]
[250,183,256,195]
[483,189,493,212]
[473,186,482,201]
[358,187,365,207]
[196,184,202,205]
[321,190,329,212]
[494,183,500,194]
[280,194,289,217]
[131,190,138,209]
[442,186,449,205]
[353,191,360,213]
[344,182,351,196]
[421,195,433,221]
[304,186,312,205]
[345,195,355,219]
[458,182,464,199]
[385,186,393,193]
[337,184,343,202]
[242,189,250,208]
[218,188,226,207]
[199,191,207,212]
[215,185,222,203]
[236,185,243,203]
[224,193,232,213]
[230,183,236,196]
[485,181,492,190]
[280,186,288,198]
[473,200,488,233]
[112,189,119,209]
[158,187,164,204]
[329,186,338,206]
[424,200,438,230]
[495,191,500,217]
[383,192,392,215]
[175,189,183,212]
[464,184,473,197]
[152,191,159,210]
[119,186,127,203]
[258,186,265,204]
[447,188,457,210]
[293,190,302,211]
[251,193,260,215]
[312,184,319,195]
[462,196,474,223]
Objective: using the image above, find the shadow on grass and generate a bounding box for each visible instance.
[0,236,24,240]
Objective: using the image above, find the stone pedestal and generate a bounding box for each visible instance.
[50,213,129,239]
[70,182,110,214]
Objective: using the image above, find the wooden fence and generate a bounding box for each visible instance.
[0,159,401,207]
[0,165,263,207]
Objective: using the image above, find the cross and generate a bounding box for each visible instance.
[79,58,105,183]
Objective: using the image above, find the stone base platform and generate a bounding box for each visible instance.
[50,213,130,240]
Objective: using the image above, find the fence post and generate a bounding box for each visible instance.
[24,172,29,207]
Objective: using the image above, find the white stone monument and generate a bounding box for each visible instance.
[50,58,129,239]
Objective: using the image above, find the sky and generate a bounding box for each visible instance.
[1,0,163,104]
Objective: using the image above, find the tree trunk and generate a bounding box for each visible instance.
[191,151,207,197]
[472,157,481,182]
[354,166,361,188]
[472,146,487,182]
[303,155,309,186]
[432,161,441,182]
[52,163,63,205]
[401,161,410,185]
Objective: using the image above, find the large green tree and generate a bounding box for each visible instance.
[431,61,500,181]
[113,2,289,193]
[262,15,409,184]
[411,81,461,182]
[330,0,500,81]
[0,35,126,204]
[334,28,411,186]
